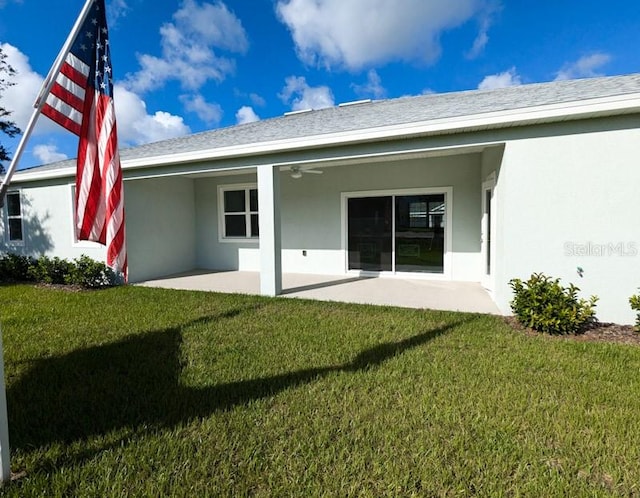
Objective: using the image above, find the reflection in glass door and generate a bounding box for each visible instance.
[395,194,445,273]
[347,192,446,274]
[347,197,392,271]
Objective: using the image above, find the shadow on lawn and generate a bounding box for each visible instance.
[8,311,471,454]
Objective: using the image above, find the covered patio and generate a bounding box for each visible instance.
[137,271,500,314]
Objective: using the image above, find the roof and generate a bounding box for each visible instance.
[17,73,640,178]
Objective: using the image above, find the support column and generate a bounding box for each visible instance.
[257,164,282,296]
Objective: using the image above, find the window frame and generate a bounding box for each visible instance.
[217,183,259,243]
[341,187,453,279]
[4,190,24,245]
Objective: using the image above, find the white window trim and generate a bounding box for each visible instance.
[4,189,25,245]
[481,172,497,294]
[340,187,454,280]
[217,183,259,243]
[69,183,103,248]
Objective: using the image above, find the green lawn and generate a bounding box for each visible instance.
[0,284,639,496]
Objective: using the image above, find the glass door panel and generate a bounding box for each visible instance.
[395,194,445,273]
[348,197,392,271]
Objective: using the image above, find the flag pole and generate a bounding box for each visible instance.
[0,0,95,208]
[0,326,9,482]
[0,0,97,482]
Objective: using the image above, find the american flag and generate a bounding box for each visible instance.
[40,0,127,280]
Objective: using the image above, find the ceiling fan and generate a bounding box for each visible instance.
[289,166,323,179]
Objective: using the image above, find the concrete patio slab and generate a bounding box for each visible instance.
[137,270,501,315]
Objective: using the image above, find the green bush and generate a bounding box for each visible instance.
[0,253,118,289]
[65,255,117,289]
[0,253,37,282]
[28,256,74,285]
[630,292,640,333]
[509,272,598,334]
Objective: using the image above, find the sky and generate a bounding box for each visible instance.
[0,0,638,170]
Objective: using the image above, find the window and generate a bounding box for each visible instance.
[5,191,23,243]
[219,185,258,240]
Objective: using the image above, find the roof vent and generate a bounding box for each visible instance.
[338,99,372,107]
[284,108,313,116]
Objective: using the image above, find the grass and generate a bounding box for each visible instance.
[0,284,639,496]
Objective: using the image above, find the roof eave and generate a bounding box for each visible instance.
[12,92,640,183]
[121,92,640,167]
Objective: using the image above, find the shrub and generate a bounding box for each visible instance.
[66,255,117,289]
[28,256,75,285]
[630,292,640,333]
[0,253,119,289]
[0,253,37,282]
[509,272,598,334]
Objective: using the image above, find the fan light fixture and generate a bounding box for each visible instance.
[290,166,322,179]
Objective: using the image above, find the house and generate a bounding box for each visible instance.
[2,73,640,324]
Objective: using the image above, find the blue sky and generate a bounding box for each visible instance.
[0,0,638,169]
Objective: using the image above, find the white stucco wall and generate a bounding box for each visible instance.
[493,119,640,324]
[0,175,197,283]
[194,155,483,280]
[194,173,259,271]
[125,176,196,282]
[0,179,106,261]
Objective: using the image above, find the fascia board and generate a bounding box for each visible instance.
[13,166,77,182]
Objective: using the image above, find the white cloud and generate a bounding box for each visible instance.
[108,0,130,27]
[114,86,191,145]
[180,93,223,125]
[466,3,499,59]
[250,93,266,107]
[236,106,260,124]
[174,0,248,52]
[233,90,266,107]
[276,0,490,70]
[351,69,386,99]
[468,31,488,59]
[0,43,60,134]
[555,53,611,81]
[32,144,68,163]
[478,67,522,90]
[279,76,335,111]
[125,0,248,93]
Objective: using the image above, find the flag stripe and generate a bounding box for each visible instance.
[60,52,89,84]
[49,79,85,112]
[42,54,90,136]
[41,103,82,136]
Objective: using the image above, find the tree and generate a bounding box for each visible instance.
[0,46,21,174]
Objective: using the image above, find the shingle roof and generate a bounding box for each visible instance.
[19,73,640,174]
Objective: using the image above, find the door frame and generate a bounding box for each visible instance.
[341,187,453,279]
[481,174,496,291]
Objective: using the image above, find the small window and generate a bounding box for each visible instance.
[5,191,23,242]
[219,185,259,240]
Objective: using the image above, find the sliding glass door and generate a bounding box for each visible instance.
[347,197,392,271]
[394,194,445,273]
[347,192,446,274]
